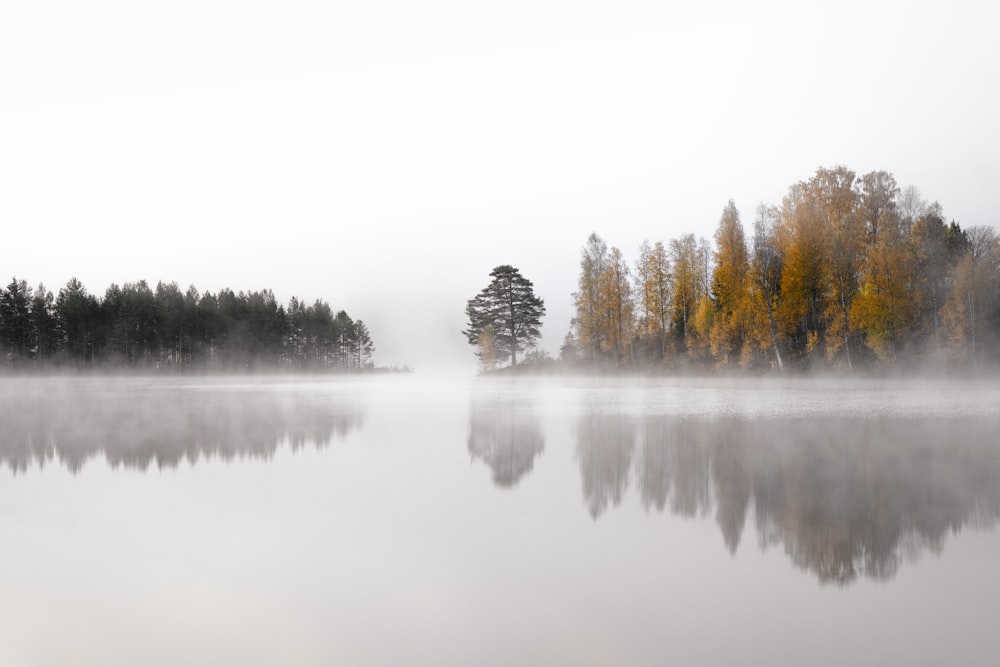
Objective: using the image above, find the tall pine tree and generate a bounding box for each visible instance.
[465,265,546,368]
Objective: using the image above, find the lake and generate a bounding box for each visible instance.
[2,374,999,666]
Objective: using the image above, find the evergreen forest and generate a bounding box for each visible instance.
[0,278,373,371]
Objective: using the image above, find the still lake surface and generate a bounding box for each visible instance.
[2,374,999,666]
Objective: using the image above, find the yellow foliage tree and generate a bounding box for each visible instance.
[634,239,671,360]
[599,246,634,365]
[476,326,500,372]
[573,233,608,364]
[670,233,711,356]
[708,200,750,367]
[775,181,828,363]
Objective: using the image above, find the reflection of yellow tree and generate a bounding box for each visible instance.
[634,417,674,512]
[595,412,1000,585]
[467,400,544,488]
[664,424,712,519]
[575,414,635,519]
[712,437,752,554]
[743,417,1000,585]
[632,416,715,518]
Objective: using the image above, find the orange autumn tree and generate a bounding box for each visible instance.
[775,181,828,365]
[557,165,1000,373]
[633,239,671,363]
[708,200,751,368]
[850,171,914,363]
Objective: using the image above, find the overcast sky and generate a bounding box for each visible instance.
[2,0,997,370]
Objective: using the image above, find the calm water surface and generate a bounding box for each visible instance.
[2,375,999,666]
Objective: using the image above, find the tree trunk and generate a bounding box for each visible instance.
[840,275,852,372]
[765,298,783,372]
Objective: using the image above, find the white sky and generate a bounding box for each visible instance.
[2,0,998,370]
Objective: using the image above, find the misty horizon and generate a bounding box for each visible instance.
[4,2,999,370]
[4,163,997,376]
[3,2,999,665]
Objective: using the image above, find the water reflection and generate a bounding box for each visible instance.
[577,413,1000,585]
[575,414,635,518]
[468,397,544,488]
[0,382,364,473]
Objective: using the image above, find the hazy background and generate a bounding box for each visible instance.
[2,0,997,370]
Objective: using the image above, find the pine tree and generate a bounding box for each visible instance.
[30,283,57,361]
[465,265,546,368]
[0,278,33,359]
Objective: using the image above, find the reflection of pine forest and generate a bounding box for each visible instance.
[564,167,1000,372]
[0,279,373,370]
[0,383,364,472]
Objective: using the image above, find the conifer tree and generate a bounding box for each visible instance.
[464,265,546,368]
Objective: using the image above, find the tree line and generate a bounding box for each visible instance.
[0,277,374,371]
[564,166,1000,372]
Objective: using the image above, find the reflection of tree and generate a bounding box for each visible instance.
[712,434,752,554]
[579,412,1000,585]
[0,382,365,473]
[575,414,635,518]
[467,399,544,488]
[742,418,1000,585]
[634,418,672,512]
[633,417,712,518]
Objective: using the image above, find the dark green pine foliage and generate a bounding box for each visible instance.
[55,278,101,363]
[0,278,33,358]
[465,265,546,367]
[29,284,58,360]
[0,276,375,371]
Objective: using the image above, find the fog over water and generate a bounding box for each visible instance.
[2,374,999,665]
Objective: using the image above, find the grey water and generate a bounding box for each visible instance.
[2,375,999,666]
